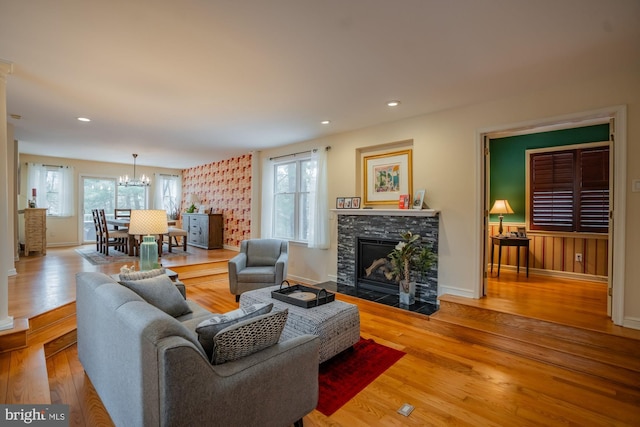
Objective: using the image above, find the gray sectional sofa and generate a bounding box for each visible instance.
[76,272,319,427]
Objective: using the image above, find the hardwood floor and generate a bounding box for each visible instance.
[3,245,640,426]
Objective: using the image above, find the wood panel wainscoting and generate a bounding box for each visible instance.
[2,245,639,426]
[489,223,608,278]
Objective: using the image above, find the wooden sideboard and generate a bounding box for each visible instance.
[183,213,223,249]
[24,208,47,256]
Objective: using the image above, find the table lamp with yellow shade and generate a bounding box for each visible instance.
[128,210,169,271]
[489,199,514,236]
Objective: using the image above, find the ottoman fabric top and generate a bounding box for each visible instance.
[240,285,361,363]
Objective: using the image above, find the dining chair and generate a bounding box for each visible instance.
[163,226,188,252]
[97,209,129,255]
[114,208,132,219]
[91,209,103,253]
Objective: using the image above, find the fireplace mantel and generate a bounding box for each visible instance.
[332,209,439,217]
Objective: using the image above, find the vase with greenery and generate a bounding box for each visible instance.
[388,231,435,305]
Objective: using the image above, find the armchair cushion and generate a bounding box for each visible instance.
[195,303,273,359]
[212,309,288,365]
[120,275,192,318]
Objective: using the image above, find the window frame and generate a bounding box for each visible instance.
[271,156,316,242]
[525,141,610,234]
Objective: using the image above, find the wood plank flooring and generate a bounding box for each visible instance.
[3,245,640,426]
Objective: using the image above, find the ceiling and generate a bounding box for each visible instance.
[1,0,639,169]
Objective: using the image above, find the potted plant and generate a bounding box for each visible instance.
[388,231,435,305]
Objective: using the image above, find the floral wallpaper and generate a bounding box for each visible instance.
[181,154,252,248]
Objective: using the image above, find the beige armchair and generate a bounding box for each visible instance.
[228,239,289,302]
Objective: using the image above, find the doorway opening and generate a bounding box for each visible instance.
[478,106,627,326]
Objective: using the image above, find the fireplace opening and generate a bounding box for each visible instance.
[356,237,399,294]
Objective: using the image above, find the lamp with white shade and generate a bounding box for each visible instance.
[128,210,169,271]
[489,199,514,236]
[186,193,199,213]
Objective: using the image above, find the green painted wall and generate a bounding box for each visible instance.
[489,123,609,223]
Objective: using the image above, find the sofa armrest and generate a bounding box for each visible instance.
[159,334,319,427]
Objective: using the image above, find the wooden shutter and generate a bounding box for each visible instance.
[578,147,609,233]
[530,151,575,231]
[530,146,609,233]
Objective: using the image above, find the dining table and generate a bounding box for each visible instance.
[107,218,177,256]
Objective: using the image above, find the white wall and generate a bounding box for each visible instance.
[258,64,640,327]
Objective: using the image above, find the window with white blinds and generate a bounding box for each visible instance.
[529,145,609,233]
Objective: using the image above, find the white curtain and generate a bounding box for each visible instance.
[27,163,74,216]
[154,173,182,216]
[308,147,330,249]
[261,156,274,238]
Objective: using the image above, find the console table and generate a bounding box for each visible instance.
[490,235,530,277]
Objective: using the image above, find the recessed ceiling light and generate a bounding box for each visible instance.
[321,120,331,125]
[77,117,91,122]
[387,100,401,107]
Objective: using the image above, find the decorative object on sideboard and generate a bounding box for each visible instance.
[185,193,199,213]
[29,188,37,208]
[489,199,514,235]
[119,153,150,187]
[363,149,413,206]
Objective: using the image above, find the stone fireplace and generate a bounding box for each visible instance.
[336,209,439,305]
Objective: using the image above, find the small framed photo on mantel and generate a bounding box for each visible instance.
[412,189,426,210]
[336,197,362,209]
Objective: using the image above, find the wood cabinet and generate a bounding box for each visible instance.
[183,213,223,249]
[24,208,47,256]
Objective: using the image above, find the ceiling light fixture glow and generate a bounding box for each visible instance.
[119,153,150,187]
[77,117,91,122]
[386,100,401,107]
[321,120,331,125]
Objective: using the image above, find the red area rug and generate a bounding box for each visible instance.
[317,338,405,416]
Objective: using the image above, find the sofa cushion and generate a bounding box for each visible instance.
[120,275,192,317]
[211,309,288,365]
[195,303,273,359]
[236,266,276,283]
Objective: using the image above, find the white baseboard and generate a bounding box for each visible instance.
[622,316,640,331]
[489,264,607,283]
[286,274,322,285]
[438,284,476,299]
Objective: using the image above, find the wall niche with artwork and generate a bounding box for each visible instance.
[356,140,414,207]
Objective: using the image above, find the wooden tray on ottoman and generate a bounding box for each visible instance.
[271,280,335,308]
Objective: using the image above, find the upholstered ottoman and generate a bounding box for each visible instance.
[239,285,360,363]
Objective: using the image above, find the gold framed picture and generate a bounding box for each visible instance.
[363,149,412,205]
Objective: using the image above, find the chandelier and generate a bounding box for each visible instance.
[119,153,150,187]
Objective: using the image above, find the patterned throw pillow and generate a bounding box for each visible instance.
[211,309,288,365]
[119,274,192,317]
[196,303,273,359]
[119,268,166,281]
